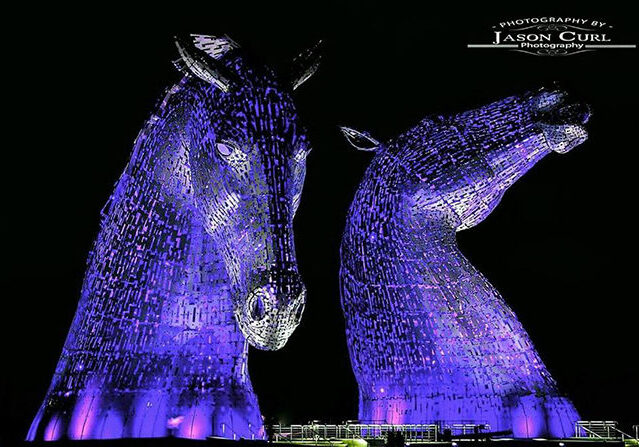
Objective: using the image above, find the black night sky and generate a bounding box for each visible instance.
[3,3,637,445]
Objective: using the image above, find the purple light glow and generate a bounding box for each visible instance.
[178,405,213,439]
[43,414,63,442]
[69,393,99,440]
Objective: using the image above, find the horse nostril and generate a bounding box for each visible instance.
[250,294,266,321]
[293,288,306,323]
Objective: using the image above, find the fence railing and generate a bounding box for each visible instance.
[443,423,492,436]
[273,424,438,442]
[271,422,492,443]
[575,421,638,440]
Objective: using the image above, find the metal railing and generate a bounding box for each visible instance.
[272,423,439,442]
[575,421,638,441]
[443,423,492,436]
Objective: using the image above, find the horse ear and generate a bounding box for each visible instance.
[339,126,380,152]
[174,34,239,92]
[290,40,322,90]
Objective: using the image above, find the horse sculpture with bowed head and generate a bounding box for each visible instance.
[28,34,320,441]
[339,88,590,437]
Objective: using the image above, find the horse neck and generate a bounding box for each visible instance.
[341,179,555,393]
[342,189,462,294]
[341,152,458,284]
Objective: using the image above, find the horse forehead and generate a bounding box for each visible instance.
[244,87,296,116]
[244,98,301,141]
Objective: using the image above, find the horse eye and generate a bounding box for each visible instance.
[216,142,234,157]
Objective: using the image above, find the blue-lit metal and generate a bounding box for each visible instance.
[340,89,590,438]
[27,34,320,441]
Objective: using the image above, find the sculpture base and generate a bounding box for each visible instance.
[23,437,267,446]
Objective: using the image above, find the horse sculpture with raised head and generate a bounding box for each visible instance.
[27,34,320,441]
[339,88,590,437]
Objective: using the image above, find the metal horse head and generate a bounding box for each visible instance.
[337,88,590,436]
[340,88,590,230]
[175,34,321,350]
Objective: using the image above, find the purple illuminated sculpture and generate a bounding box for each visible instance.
[339,89,590,437]
[28,34,320,441]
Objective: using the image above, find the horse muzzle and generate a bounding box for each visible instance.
[235,271,306,350]
[532,89,591,154]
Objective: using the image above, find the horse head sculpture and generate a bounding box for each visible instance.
[27,34,321,441]
[339,88,589,437]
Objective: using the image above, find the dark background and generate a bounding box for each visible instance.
[3,2,637,445]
